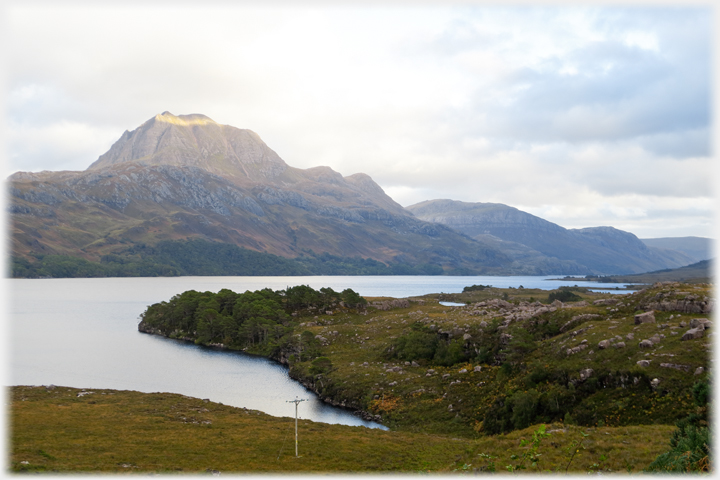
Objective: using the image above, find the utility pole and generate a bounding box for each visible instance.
[287,397,307,457]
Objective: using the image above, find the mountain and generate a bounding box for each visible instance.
[640,237,714,263]
[9,113,516,275]
[406,199,696,275]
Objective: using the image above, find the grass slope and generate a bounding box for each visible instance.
[10,385,673,474]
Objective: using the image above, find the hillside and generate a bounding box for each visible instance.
[641,237,714,263]
[584,259,714,285]
[10,385,676,473]
[9,113,514,276]
[406,199,696,275]
[130,280,711,472]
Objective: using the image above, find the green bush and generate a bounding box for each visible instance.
[645,426,710,472]
[392,331,438,362]
[547,288,582,303]
[432,338,467,366]
[509,389,540,430]
[309,357,333,375]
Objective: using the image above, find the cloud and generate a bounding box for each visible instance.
[432,8,710,150]
[3,4,713,239]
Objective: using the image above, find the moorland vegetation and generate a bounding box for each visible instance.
[11,281,711,473]
[134,282,712,471]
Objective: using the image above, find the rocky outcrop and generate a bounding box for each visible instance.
[660,363,691,372]
[593,298,620,306]
[561,314,601,332]
[370,299,410,311]
[642,290,714,315]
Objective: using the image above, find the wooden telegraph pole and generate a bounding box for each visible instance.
[287,397,307,457]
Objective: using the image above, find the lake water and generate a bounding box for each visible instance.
[7,275,631,428]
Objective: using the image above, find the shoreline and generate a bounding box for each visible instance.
[137,325,386,428]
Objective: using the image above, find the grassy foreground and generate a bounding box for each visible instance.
[10,385,673,474]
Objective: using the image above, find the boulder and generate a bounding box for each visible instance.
[650,334,662,344]
[636,360,651,367]
[598,340,610,349]
[639,339,654,349]
[473,365,482,372]
[681,328,705,341]
[690,318,712,329]
[695,367,705,375]
[626,332,634,340]
[634,311,656,324]
[579,368,594,380]
[613,342,626,349]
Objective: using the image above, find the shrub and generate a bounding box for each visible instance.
[548,288,582,303]
[509,389,540,430]
[645,426,710,472]
[309,356,333,375]
[392,331,438,362]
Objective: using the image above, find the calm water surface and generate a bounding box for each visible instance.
[8,275,631,428]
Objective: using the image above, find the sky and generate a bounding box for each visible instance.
[2,1,716,240]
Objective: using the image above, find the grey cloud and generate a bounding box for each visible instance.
[637,128,710,159]
[477,44,707,147]
[426,6,710,158]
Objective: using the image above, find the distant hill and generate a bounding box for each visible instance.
[641,237,714,263]
[588,259,713,284]
[406,199,696,275]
